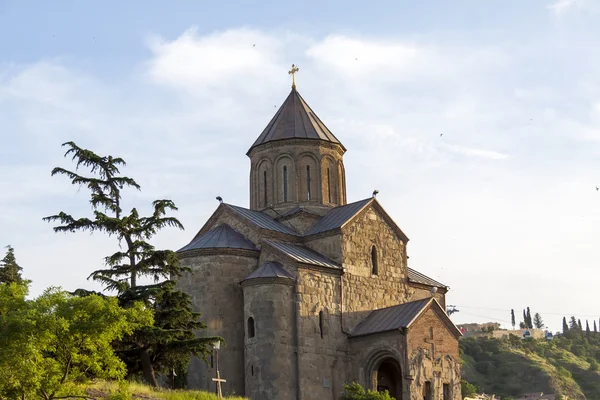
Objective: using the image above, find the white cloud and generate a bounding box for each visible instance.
[547,0,579,15]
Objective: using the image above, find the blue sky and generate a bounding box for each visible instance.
[1,0,600,332]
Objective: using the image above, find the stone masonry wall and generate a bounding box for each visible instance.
[243,282,295,400]
[340,205,410,331]
[408,285,446,310]
[304,234,342,265]
[296,267,347,400]
[177,253,257,395]
[406,307,461,400]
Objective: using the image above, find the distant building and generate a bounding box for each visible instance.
[176,81,462,399]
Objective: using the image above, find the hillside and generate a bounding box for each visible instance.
[460,332,600,399]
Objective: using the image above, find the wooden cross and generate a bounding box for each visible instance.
[288,64,299,88]
[212,370,227,399]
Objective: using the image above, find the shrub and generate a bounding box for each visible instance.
[340,383,394,400]
[461,380,478,397]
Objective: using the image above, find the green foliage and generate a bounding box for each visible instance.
[461,380,478,397]
[44,142,219,386]
[511,309,515,329]
[461,334,600,399]
[0,245,23,284]
[533,313,544,329]
[0,282,151,400]
[563,317,569,334]
[340,383,394,400]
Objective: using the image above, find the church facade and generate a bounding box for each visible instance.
[176,83,462,400]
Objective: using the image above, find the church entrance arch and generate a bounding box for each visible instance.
[365,351,404,400]
[375,358,402,399]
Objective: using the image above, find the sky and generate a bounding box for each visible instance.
[1,0,600,333]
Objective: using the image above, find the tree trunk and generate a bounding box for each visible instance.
[140,347,159,387]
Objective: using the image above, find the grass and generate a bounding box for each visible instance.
[83,380,247,400]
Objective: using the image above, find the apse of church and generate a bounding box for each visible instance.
[176,68,462,400]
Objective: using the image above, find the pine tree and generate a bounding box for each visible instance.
[563,317,569,334]
[578,319,583,331]
[586,320,591,338]
[511,309,516,330]
[533,313,544,329]
[569,316,578,330]
[526,307,533,329]
[0,245,23,284]
[44,142,218,386]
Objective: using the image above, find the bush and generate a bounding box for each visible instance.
[589,359,599,371]
[461,380,478,397]
[340,383,394,400]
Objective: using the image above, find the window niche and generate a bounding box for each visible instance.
[371,246,378,275]
[247,317,255,338]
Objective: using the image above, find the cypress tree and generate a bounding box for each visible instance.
[594,320,598,333]
[44,142,218,386]
[578,319,583,331]
[526,307,533,329]
[586,320,591,338]
[563,317,569,334]
[523,309,527,328]
[511,309,516,330]
[0,245,23,284]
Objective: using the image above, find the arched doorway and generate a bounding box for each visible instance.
[375,358,402,400]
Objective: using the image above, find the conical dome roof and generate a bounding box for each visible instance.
[247,88,345,154]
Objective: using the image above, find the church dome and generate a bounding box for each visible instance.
[247,87,345,155]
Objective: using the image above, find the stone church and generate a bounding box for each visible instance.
[176,78,462,400]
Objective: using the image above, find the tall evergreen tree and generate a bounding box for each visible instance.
[563,317,569,334]
[594,320,598,333]
[569,316,578,331]
[533,313,544,329]
[586,320,591,338]
[578,319,583,331]
[511,309,516,330]
[523,309,527,328]
[0,246,23,284]
[44,142,218,386]
[526,307,533,329]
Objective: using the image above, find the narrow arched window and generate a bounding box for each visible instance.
[327,167,332,203]
[319,310,324,338]
[283,166,288,202]
[263,170,268,207]
[248,317,255,338]
[306,165,311,201]
[371,246,378,275]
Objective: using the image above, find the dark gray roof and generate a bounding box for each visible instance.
[224,204,299,236]
[248,88,345,153]
[244,261,294,281]
[407,268,447,289]
[279,206,321,218]
[304,198,373,236]
[264,240,340,269]
[178,224,257,252]
[350,298,431,337]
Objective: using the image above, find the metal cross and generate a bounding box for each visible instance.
[212,370,227,399]
[288,64,299,89]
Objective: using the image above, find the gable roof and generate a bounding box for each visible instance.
[264,239,340,269]
[304,198,373,236]
[243,261,295,281]
[407,268,448,289]
[350,298,462,338]
[224,204,299,236]
[248,87,345,154]
[178,224,258,253]
[303,198,409,242]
